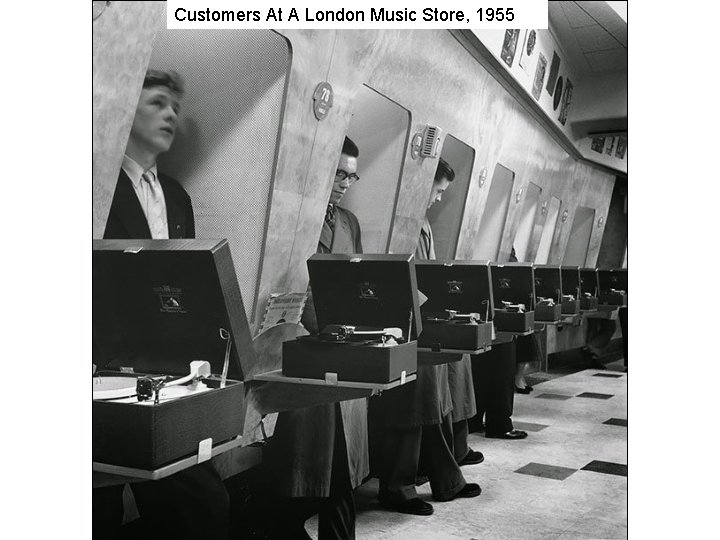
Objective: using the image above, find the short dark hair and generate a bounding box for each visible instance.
[434,157,455,183]
[342,136,359,158]
[143,69,185,97]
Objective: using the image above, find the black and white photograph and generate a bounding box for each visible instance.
[91,2,629,539]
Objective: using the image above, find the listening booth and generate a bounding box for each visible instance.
[92,239,254,476]
[415,260,494,354]
[489,262,536,334]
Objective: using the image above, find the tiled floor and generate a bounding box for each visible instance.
[308,366,628,539]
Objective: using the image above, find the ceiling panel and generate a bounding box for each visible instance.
[559,1,597,28]
[575,25,624,53]
[584,49,628,72]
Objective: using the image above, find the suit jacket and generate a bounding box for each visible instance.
[263,205,368,498]
[370,218,455,428]
[103,169,195,239]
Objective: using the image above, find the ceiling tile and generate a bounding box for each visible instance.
[560,1,597,28]
[584,49,628,72]
[575,25,624,53]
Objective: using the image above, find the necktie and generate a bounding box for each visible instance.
[325,204,336,231]
[142,171,169,239]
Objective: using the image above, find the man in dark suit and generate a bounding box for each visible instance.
[260,137,366,540]
[94,70,229,539]
[103,70,194,240]
[369,158,481,517]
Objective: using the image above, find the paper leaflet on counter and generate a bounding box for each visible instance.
[258,292,308,335]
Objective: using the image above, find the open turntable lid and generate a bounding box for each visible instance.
[560,266,581,298]
[533,264,563,302]
[307,253,422,340]
[597,268,628,294]
[489,262,536,310]
[415,260,495,321]
[93,239,255,380]
[579,267,600,296]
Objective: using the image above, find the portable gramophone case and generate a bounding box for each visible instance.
[92,239,254,469]
[490,263,535,332]
[415,260,494,351]
[560,266,582,314]
[598,268,628,306]
[533,265,563,322]
[282,254,421,383]
[580,267,600,310]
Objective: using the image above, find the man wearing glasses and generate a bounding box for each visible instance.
[261,137,365,540]
[318,137,363,254]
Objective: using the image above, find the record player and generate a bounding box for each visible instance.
[282,254,420,384]
[533,265,563,322]
[415,260,494,353]
[579,267,600,310]
[560,266,582,314]
[490,263,535,333]
[598,268,628,306]
[93,239,254,471]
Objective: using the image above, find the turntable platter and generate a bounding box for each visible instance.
[93,376,137,400]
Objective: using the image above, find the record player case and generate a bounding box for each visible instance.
[415,260,494,354]
[93,239,254,471]
[282,254,420,384]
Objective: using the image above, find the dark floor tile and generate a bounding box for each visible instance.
[577,392,614,399]
[513,421,549,432]
[593,373,622,378]
[603,418,627,427]
[581,460,627,477]
[535,393,573,400]
[515,462,577,481]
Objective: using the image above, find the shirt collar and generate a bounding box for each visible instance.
[121,154,158,188]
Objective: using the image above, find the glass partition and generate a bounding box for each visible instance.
[563,206,596,266]
[341,85,411,253]
[512,182,542,262]
[475,164,515,261]
[426,135,475,259]
[535,196,562,264]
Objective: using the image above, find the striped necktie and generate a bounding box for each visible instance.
[142,171,169,239]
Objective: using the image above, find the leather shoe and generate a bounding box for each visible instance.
[485,429,528,440]
[378,496,434,516]
[515,386,532,394]
[436,482,482,502]
[459,448,485,466]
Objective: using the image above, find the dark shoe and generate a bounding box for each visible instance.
[458,448,485,466]
[378,496,434,516]
[485,429,528,440]
[515,386,532,394]
[436,482,482,502]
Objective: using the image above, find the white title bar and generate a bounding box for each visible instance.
[167,1,548,30]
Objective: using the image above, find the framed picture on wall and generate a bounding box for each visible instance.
[519,29,537,72]
[615,137,628,159]
[546,51,561,95]
[558,78,573,125]
[532,52,547,100]
[591,137,605,153]
[501,29,520,68]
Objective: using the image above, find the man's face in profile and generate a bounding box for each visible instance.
[427,177,451,209]
[129,86,181,156]
[329,153,358,205]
